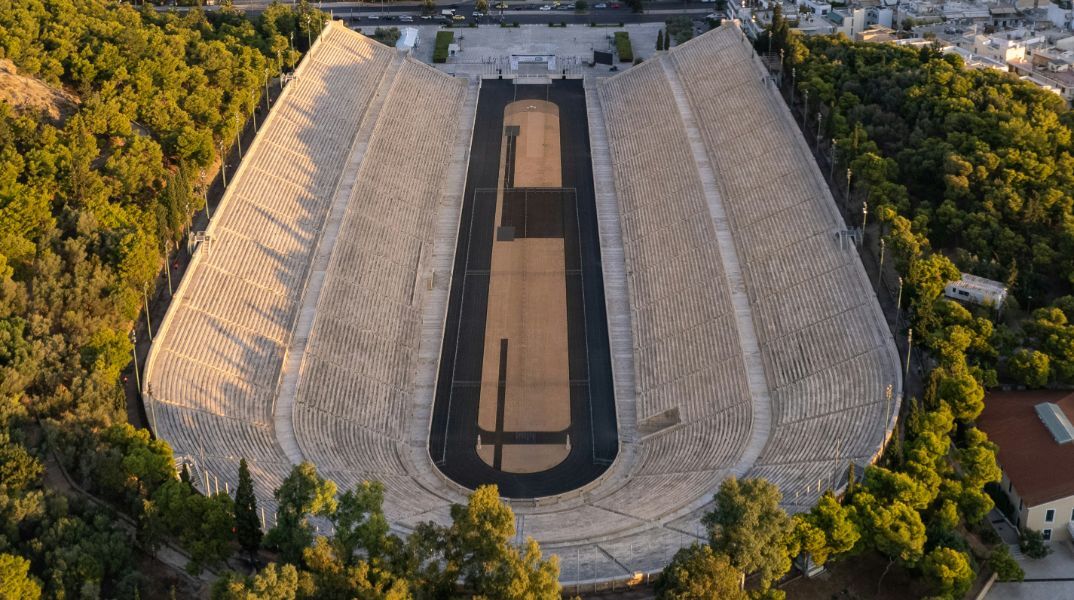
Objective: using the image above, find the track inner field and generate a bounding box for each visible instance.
[430,79,618,498]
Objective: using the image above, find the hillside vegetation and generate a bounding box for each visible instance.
[0,0,321,595]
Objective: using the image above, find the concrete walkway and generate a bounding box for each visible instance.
[584,83,639,452]
[659,57,773,477]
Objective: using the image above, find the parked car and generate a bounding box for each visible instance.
[594,2,607,7]
[399,15,413,21]
[420,14,434,19]
[366,14,379,19]
[452,13,466,20]
[539,4,553,9]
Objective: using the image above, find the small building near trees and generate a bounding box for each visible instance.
[944,273,1008,311]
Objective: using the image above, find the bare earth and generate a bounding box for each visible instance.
[478,99,571,473]
[0,59,79,122]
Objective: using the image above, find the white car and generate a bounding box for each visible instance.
[594,2,607,7]
[539,5,553,10]
[399,15,413,21]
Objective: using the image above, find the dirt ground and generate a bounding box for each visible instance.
[0,59,79,122]
[478,99,571,473]
[781,551,933,600]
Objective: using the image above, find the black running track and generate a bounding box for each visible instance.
[429,79,618,498]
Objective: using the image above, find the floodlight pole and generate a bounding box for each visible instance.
[895,275,903,332]
[203,184,212,221]
[143,284,153,342]
[306,15,312,49]
[845,168,852,214]
[815,111,822,148]
[277,50,284,90]
[235,115,242,158]
[290,32,296,70]
[219,144,227,189]
[802,90,808,124]
[829,139,836,182]
[164,242,173,297]
[905,328,913,380]
[265,68,270,112]
[130,331,140,391]
[862,201,868,232]
[790,67,796,104]
[877,238,885,291]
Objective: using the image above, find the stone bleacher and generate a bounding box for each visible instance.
[142,21,900,587]
[143,23,396,516]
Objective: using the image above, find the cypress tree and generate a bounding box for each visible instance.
[656,29,664,51]
[235,458,262,560]
[663,28,671,50]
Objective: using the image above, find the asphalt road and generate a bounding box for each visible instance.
[157,0,722,24]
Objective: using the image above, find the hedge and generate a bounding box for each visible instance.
[614,31,633,62]
[433,30,454,63]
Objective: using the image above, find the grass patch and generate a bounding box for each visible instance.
[433,30,454,63]
[614,31,633,62]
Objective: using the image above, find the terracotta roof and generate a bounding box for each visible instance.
[979,390,1074,507]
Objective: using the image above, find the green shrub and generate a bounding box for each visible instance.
[988,546,1024,582]
[433,30,454,63]
[665,15,693,44]
[614,31,633,62]
[1019,529,1052,559]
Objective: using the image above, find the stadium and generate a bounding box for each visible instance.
[142,20,901,586]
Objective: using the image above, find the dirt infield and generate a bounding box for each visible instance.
[430,80,618,498]
[478,100,571,472]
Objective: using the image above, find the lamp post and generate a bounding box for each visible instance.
[895,275,903,332]
[130,331,140,391]
[845,168,852,215]
[290,32,295,70]
[234,114,242,159]
[862,201,869,232]
[877,238,885,291]
[815,111,822,148]
[277,50,284,90]
[219,143,227,189]
[905,328,913,380]
[143,284,153,342]
[791,67,796,104]
[264,68,270,112]
[829,138,837,182]
[306,14,312,49]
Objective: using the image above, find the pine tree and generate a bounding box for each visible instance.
[656,30,664,51]
[235,458,262,560]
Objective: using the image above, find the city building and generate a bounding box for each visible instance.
[980,391,1074,543]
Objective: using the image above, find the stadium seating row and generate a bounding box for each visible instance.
[666,27,899,495]
[293,60,469,472]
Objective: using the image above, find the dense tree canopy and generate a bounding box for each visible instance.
[0,0,326,595]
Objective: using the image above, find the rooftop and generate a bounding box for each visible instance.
[954,272,1007,295]
[979,390,1074,506]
